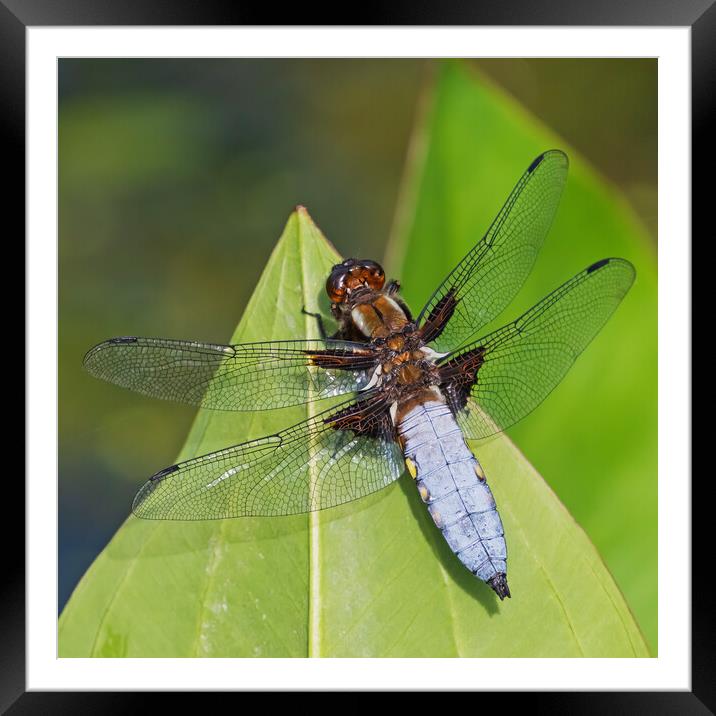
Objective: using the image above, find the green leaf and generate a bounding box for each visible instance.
[386,61,657,653]
[60,205,648,657]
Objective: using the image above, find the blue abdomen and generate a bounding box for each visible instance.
[397,399,510,600]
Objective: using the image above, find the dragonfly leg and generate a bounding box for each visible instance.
[301,306,328,339]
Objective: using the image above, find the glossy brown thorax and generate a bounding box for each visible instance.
[349,294,410,339]
[323,258,441,409]
[327,258,412,342]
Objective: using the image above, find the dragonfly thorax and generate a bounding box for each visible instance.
[364,330,443,404]
[350,295,410,339]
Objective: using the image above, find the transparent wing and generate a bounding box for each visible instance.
[418,150,569,352]
[132,393,404,519]
[84,337,377,411]
[438,258,636,440]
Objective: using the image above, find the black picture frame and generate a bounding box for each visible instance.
[8,1,706,711]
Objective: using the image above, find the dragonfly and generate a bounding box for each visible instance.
[84,150,635,600]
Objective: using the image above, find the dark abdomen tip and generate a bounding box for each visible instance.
[488,573,511,600]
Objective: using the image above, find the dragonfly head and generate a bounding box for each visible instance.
[326,258,385,304]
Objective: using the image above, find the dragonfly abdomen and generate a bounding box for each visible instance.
[397,399,510,600]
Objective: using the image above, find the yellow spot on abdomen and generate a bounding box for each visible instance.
[405,457,417,479]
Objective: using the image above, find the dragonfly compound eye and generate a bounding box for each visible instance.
[351,259,385,291]
[326,270,349,303]
[326,259,385,302]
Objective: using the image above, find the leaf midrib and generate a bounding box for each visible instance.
[297,212,323,658]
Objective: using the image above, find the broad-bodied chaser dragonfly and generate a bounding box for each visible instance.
[84,150,635,600]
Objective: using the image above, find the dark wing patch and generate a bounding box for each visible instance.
[417,150,569,353]
[84,337,376,411]
[325,392,396,440]
[439,258,636,440]
[438,346,486,415]
[132,394,403,519]
[420,287,458,344]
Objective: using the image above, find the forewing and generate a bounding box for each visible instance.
[418,150,569,351]
[84,337,376,411]
[438,258,636,440]
[132,394,404,519]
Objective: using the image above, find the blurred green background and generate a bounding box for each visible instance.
[59,59,656,645]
